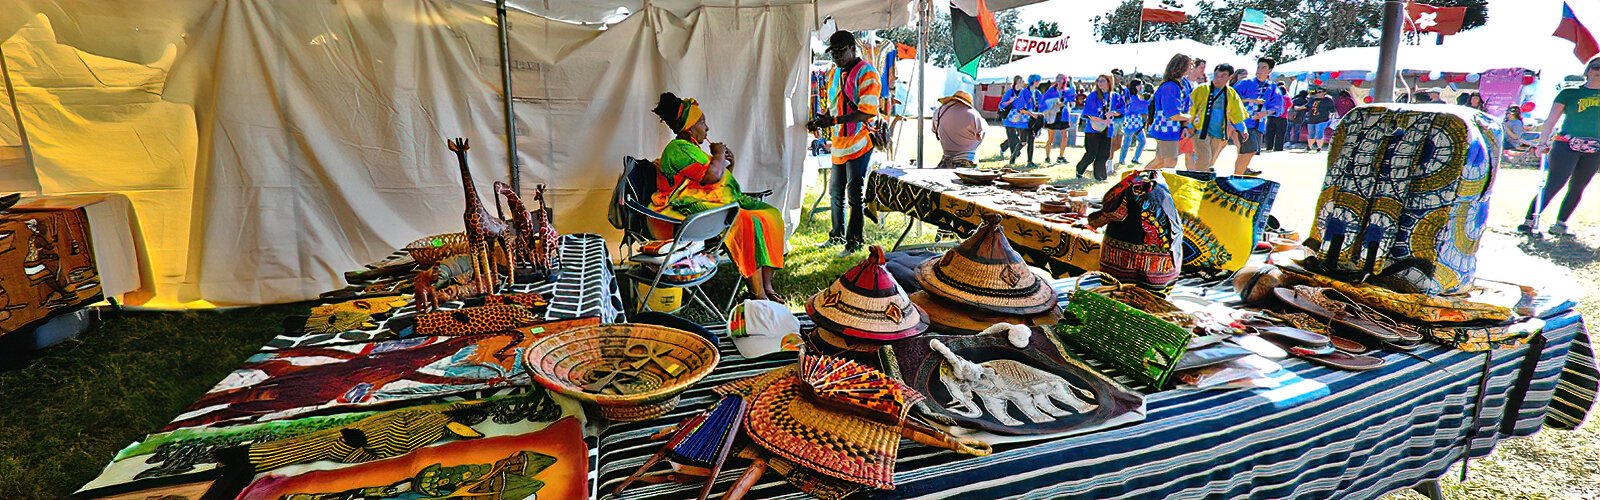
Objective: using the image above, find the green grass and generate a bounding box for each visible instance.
[0,304,302,498]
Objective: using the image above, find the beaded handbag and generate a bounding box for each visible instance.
[1054,278,1194,389]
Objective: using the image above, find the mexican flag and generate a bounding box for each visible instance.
[951,0,999,77]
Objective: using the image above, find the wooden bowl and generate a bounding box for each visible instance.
[523,323,720,422]
[954,168,1001,185]
[403,233,471,267]
[1040,200,1070,213]
[1067,189,1089,197]
[999,173,1051,189]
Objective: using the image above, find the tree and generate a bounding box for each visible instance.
[1093,0,1482,59]
[876,8,1025,68]
[1028,21,1062,38]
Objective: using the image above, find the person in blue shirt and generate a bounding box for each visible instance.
[1145,54,1193,170]
[1000,74,1044,166]
[1041,74,1077,163]
[1117,79,1152,167]
[1231,57,1284,177]
[1106,72,1128,164]
[1075,74,1116,180]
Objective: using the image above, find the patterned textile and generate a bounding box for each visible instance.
[162,317,597,431]
[592,277,1596,499]
[866,168,1103,277]
[1281,265,1513,324]
[276,234,622,350]
[0,207,102,337]
[238,417,588,500]
[652,138,786,277]
[1308,104,1501,295]
[1162,171,1280,271]
[826,59,882,164]
[74,387,535,497]
[1088,171,1183,290]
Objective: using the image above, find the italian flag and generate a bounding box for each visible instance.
[951,0,999,77]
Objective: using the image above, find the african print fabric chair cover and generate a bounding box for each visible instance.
[1087,171,1183,291]
[879,327,1144,440]
[1162,171,1280,272]
[1305,104,1501,295]
[914,213,1058,316]
[806,246,928,341]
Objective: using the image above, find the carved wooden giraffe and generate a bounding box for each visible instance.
[493,181,535,267]
[446,138,515,293]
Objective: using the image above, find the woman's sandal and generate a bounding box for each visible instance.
[1273,286,1408,343]
[1287,345,1386,371]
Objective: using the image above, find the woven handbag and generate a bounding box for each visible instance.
[1081,272,1196,330]
[1054,278,1194,389]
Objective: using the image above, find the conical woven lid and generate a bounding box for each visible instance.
[806,246,928,341]
[915,214,1057,315]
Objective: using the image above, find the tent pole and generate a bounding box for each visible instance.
[497,0,519,191]
[0,45,37,175]
[1374,0,1405,102]
[915,0,927,168]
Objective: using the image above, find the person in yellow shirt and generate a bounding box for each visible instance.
[807,30,881,256]
[1187,63,1248,173]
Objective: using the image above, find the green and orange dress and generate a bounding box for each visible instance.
[651,138,785,277]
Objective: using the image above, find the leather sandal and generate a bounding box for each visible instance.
[1244,317,1369,354]
[1241,323,1330,349]
[1330,334,1372,354]
[1288,345,1386,371]
[1273,286,1405,343]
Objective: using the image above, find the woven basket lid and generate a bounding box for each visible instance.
[806,246,928,341]
[915,214,1057,315]
[908,291,1061,335]
[743,354,922,489]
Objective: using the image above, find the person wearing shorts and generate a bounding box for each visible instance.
[1231,57,1283,176]
[1145,54,1193,170]
[1304,88,1335,152]
[1187,64,1247,172]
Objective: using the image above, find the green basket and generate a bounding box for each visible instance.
[1053,279,1193,389]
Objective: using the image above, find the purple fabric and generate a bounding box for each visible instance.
[1480,68,1526,119]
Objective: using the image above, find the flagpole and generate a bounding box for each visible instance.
[1375,0,1406,102]
[1136,12,1145,43]
[916,0,927,169]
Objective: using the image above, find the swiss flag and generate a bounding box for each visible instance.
[1405,2,1468,35]
[1141,0,1188,24]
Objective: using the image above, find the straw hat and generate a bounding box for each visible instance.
[915,214,1057,315]
[908,291,1060,335]
[806,246,928,341]
[937,90,974,108]
[741,354,922,490]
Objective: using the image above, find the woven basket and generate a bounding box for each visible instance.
[1054,275,1194,389]
[523,323,720,422]
[402,233,471,267]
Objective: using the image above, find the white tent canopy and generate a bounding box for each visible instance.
[0,0,922,307]
[978,38,1248,81]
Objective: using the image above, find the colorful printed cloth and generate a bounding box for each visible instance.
[651,138,785,277]
[0,207,102,337]
[162,317,597,430]
[1088,171,1183,290]
[238,416,588,500]
[1162,171,1280,271]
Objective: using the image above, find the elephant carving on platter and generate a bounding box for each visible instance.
[936,358,1098,426]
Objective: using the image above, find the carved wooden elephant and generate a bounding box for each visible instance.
[937,359,1098,426]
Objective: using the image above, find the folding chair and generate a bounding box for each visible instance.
[625,203,740,322]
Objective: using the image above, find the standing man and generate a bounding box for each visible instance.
[1232,57,1284,176]
[1264,82,1290,152]
[807,30,880,256]
[1188,63,1247,172]
[1303,87,1336,152]
[932,90,985,169]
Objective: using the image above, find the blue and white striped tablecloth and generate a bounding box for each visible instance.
[595,278,1595,500]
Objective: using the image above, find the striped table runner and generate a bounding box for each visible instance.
[594,278,1594,500]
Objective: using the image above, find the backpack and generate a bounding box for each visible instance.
[1304,104,1502,295]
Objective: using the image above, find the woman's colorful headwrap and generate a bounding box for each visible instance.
[670,97,704,134]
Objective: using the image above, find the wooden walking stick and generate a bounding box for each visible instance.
[613,412,707,496]
[720,456,768,500]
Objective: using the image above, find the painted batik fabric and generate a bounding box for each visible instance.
[0,207,102,337]
[1162,171,1280,271]
[75,387,560,498]
[237,416,588,500]
[164,317,598,430]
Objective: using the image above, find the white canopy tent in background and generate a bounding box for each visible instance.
[977,38,1248,82]
[0,0,918,307]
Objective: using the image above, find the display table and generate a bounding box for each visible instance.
[866,168,1103,276]
[11,193,154,305]
[593,277,1597,500]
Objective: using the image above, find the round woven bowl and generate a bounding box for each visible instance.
[403,233,471,267]
[999,173,1051,188]
[522,323,720,422]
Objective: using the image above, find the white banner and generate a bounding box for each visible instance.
[1012,35,1069,56]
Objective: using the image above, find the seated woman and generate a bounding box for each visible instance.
[650,92,786,301]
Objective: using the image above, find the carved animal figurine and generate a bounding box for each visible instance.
[493,181,535,268]
[412,254,489,312]
[494,181,559,276]
[447,138,516,293]
[930,340,1097,426]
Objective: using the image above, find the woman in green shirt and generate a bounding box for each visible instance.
[1522,57,1600,236]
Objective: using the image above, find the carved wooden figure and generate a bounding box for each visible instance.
[446,138,515,293]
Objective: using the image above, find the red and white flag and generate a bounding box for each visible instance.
[1405,2,1468,36]
[1142,0,1188,24]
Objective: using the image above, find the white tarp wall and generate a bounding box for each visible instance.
[0,0,911,307]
